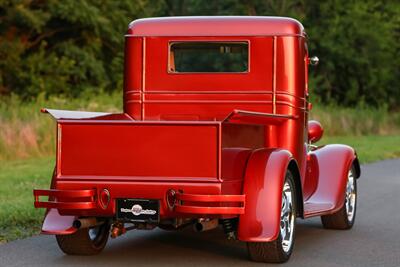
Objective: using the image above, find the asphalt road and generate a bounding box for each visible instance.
[1,159,400,267]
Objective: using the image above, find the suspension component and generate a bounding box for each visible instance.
[110,222,126,238]
[221,218,237,240]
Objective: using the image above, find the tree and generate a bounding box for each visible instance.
[0,0,399,109]
[0,0,164,99]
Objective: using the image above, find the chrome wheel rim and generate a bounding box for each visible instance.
[280,180,295,253]
[345,168,356,222]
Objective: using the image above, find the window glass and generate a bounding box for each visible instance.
[169,42,248,73]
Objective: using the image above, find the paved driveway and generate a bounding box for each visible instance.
[1,159,399,267]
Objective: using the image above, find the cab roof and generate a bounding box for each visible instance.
[127,16,305,37]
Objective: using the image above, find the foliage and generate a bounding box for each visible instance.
[0,0,399,108]
[0,0,162,99]
[0,91,399,161]
[304,1,400,108]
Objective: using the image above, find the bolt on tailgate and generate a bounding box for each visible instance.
[56,119,221,181]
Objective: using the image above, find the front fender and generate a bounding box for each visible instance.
[238,148,293,242]
[304,144,359,217]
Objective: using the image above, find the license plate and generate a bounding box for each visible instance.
[116,199,160,223]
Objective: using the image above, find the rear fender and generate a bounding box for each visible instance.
[237,148,294,242]
[305,144,359,217]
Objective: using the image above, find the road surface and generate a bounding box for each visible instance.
[1,159,399,267]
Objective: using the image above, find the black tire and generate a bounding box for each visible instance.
[56,222,110,255]
[321,165,357,230]
[247,170,297,263]
[158,224,178,231]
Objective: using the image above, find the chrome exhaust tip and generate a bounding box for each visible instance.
[73,217,98,229]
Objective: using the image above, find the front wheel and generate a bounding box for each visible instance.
[247,170,297,263]
[56,221,110,255]
[321,165,357,229]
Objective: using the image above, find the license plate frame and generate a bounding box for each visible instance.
[116,198,160,223]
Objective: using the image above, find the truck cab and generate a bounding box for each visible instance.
[34,16,360,263]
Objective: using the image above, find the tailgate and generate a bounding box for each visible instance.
[56,120,220,181]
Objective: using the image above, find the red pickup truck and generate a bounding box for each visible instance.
[34,16,360,263]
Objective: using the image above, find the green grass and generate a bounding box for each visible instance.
[0,93,399,243]
[0,135,399,243]
[320,135,400,163]
[0,157,54,243]
[0,92,399,160]
[0,91,122,161]
[310,104,400,136]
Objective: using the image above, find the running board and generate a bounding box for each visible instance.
[303,202,335,218]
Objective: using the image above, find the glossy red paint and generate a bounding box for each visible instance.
[224,110,297,125]
[57,120,220,179]
[303,153,319,200]
[41,209,77,235]
[127,16,305,37]
[33,16,360,245]
[304,145,358,217]
[308,120,324,143]
[34,189,96,210]
[174,192,245,215]
[238,148,293,242]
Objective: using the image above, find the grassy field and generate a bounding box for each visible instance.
[321,135,400,162]
[0,92,399,160]
[0,135,399,243]
[0,92,122,161]
[0,157,54,243]
[0,93,399,243]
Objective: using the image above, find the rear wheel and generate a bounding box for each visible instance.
[247,170,297,263]
[321,165,357,229]
[56,222,110,255]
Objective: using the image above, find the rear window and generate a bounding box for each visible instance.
[169,42,249,73]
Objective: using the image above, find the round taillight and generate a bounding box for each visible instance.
[308,120,324,144]
[99,189,110,209]
[166,189,176,210]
